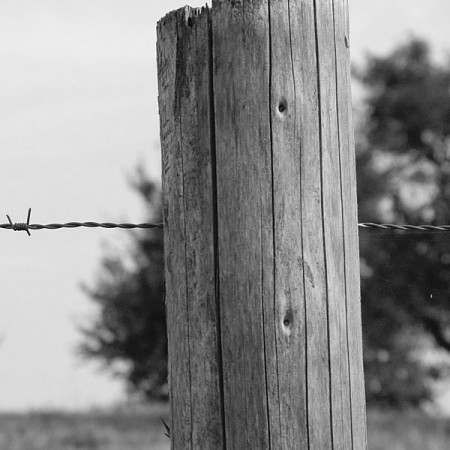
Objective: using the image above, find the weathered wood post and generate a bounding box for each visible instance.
[157,0,367,448]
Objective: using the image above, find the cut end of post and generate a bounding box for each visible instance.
[183,5,208,26]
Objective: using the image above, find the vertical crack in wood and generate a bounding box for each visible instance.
[207,8,227,448]
[286,0,311,447]
[180,148,194,450]
[260,203,272,450]
[267,1,282,445]
[265,2,275,448]
[176,12,194,446]
[312,0,335,447]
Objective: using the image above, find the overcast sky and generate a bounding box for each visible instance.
[1,0,450,412]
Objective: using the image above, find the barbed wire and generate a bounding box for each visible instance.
[1,209,162,236]
[358,223,450,232]
[2,208,450,236]
[1,222,164,232]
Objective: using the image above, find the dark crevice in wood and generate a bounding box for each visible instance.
[176,13,194,448]
[259,202,272,449]
[313,1,335,448]
[286,0,311,446]
[267,1,281,446]
[207,9,227,449]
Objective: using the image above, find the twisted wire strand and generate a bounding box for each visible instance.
[2,207,450,235]
[1,209,163,235]
[0,222,163,231]
[358,223,450,232]
[2,221,450,233]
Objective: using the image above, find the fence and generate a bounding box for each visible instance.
[157,1,366,448]
[0,3,446,447]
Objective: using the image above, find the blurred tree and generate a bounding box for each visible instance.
[357,38,450,406]
[79,169,167,401]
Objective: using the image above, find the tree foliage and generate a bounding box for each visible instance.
[81,38,450,407]
[357,38,450,406]
[80,171,167,400]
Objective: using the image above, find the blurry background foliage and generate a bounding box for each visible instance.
[80,169,167,401]
[81,38,450,408]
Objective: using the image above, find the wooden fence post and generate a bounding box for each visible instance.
[157,1,367,448]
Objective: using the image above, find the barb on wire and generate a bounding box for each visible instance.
[6,208,32,236]
[1,208,163,236]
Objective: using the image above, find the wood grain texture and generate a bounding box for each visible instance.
[289,1,334,448]
[157,7,224,449]
[315,0,353,448]
[157,11,191,449]
[333,0,368,448]
[212,0,272,447]
[158,0,366,448]
[269,0,308,448]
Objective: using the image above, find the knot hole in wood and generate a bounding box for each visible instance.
[277,97,288,117]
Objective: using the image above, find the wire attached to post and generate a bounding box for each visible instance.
[1,208,163,236]
[4,208,450,236]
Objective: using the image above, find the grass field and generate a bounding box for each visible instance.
[0,403,170,450]
[1,405,450,449]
